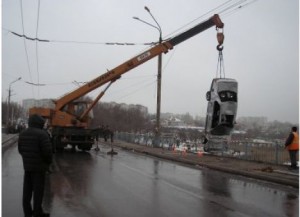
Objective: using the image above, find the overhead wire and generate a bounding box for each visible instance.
[112,79,157,101]
[50,40,154,46]
[164,0,255,40]
[160,0,257,81]
[5,1,251,46]
[221,0,258,17]
[163,0,234,39]
[218,0,248,15]
[35,0,41,100]
[109,76,156,95]
[19,0,34,97]
[162,46,177,72]
[7,0,256,48]
[8,30,49,42]
[75,1,254,97]
[3,29,154,46]
[12,0,257,103]
[119,74,156,80]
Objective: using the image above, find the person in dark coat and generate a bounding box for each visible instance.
[18,114,52,217]
[104,125,110,142]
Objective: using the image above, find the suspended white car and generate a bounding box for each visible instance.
[205,78,238,136]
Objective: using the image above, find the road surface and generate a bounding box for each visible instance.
[2,143,299,217]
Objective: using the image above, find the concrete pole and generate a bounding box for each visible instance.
[155,35,162,147]
[6,77,21,131]
[6,87,11,129]
[133,7,162,147]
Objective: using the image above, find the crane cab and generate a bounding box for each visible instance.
[205,78,238,136]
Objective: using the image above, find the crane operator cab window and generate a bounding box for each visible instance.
[205,78,238,136]
[62,101,94,119]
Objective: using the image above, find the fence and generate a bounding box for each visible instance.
[115,132,293,165]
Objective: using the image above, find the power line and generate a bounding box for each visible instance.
[221,0,258,17]
[10,31,50,42]
[162,46,177,72]
[120,74,156,80]
[218,0,248,15]
[36,0,41,100]
[164,0,256,40]
[23,80,76,86]
[164,0,234,39]
[19,0,34,98]
[3,28,153,46]
[9,0,257,103]
[113,79,157,101]
[50,40,154,46]
[25,81,46,86]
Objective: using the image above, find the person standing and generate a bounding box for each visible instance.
[285,126,299,170]
[104,125,110,142]
[18,114,53,217]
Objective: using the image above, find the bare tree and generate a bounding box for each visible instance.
[90,102,151,132]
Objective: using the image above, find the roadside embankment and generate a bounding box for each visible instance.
[2,134,18,152]
[112,140,299,188]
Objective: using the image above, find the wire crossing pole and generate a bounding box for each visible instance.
[134,6,163,148]
[6,77,21,132]
[156,34,162,147]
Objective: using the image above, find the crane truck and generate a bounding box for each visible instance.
[29,14,225,152]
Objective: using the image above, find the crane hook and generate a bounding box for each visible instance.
[216,30,224,51]
[217,45,223,51]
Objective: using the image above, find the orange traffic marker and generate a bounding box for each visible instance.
[197,151,203,157]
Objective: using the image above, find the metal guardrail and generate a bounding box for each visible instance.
[115,132,292,165]
[3,132,292,165]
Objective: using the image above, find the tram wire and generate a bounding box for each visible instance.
[19,0,34,98]
[35,0,41,101]
[11,0,257,101]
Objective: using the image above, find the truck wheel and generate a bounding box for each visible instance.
[78,144,92,151]
[53,136,64,153]
[204,143,210,152]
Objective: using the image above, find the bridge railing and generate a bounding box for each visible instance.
[115,132,292,165]
[228,140,290,165]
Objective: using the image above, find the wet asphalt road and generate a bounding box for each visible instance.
[2,143,299,217]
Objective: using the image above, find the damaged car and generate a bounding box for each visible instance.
[205,78,238,136]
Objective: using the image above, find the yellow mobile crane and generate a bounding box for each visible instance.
[29,14,224,151]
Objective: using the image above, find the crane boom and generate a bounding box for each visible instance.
[55,14,223,111]
[29,14,224,152]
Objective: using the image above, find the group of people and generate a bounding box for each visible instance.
[17,114,298,216]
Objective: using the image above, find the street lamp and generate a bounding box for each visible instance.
[6,77,21,130]
[133,6,162,147]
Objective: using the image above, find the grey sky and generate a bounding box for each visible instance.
[2,0,299,124]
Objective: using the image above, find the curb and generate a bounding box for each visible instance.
[116,143,299,188]
[2,135,18,152]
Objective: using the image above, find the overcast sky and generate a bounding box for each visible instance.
[2,0,299,124]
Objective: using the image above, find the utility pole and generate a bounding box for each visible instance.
[6,77,21,132]
[133,6,162,147]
